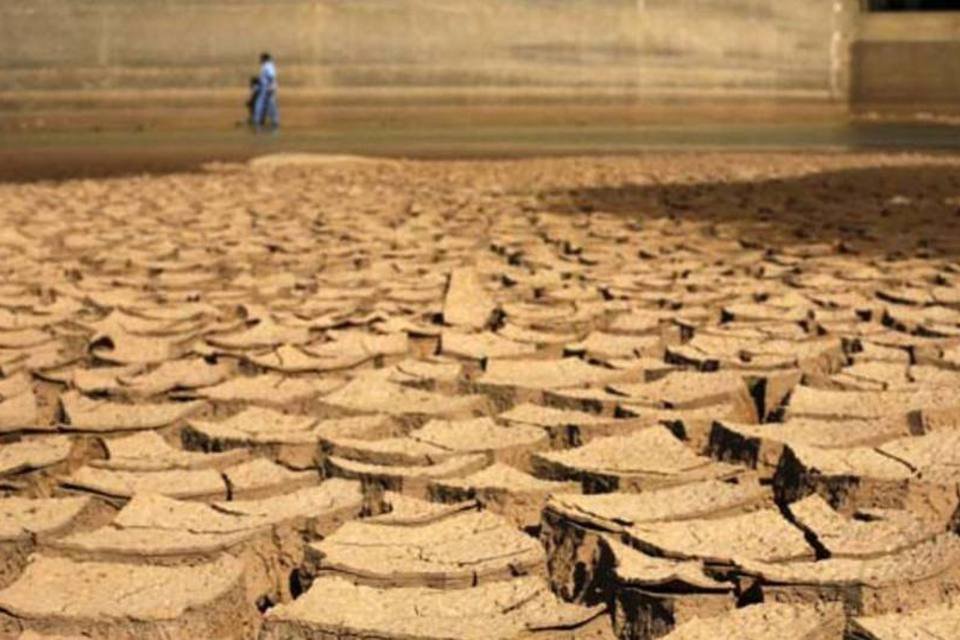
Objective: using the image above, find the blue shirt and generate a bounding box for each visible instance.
[260,61,277,92]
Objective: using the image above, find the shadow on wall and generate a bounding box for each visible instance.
[539,164,960,259]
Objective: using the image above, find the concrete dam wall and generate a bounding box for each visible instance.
[852,10,960,114]
[1,0,842,129]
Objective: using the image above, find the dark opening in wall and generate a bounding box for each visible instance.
[866,0,960,10]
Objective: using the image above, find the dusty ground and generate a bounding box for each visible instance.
[2,151,960,638]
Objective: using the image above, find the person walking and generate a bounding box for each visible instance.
[253,52,279,132]
[246,75,263,128]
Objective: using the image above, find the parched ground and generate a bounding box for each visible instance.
[1,152,960,639]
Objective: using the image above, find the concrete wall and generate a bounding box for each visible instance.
[0,0,841,129]
[851,11,960,112]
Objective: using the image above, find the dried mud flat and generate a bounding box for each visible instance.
[1,151,960,639]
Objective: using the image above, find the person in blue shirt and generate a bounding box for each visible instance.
[253,52,279,132]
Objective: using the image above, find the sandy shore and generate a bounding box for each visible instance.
[4,119,960,184]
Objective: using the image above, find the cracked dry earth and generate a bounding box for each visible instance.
[3,152,960,640]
